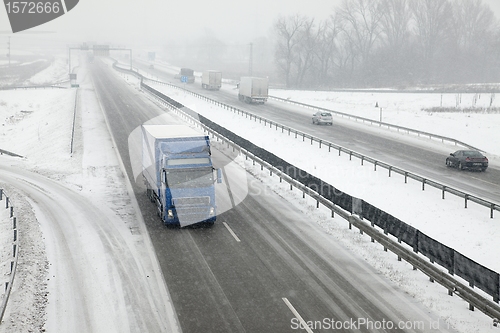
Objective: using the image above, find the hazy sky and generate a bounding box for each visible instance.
[1,0,500,51]
[0,0,338,49]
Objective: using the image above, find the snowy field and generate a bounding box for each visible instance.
[0,56,499,332]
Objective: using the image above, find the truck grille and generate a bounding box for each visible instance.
[176,207,211,223]
[173,196,210,206]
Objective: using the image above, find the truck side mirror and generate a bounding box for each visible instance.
[216,168,223,183]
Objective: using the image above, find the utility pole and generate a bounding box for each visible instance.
[248,42,253,76]
[7,37,11,67]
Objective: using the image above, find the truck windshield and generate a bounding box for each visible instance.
[165,167,213,188]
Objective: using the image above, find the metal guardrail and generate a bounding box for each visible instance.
[0,149,23,158]
[140,83,500,324]
[70,89,78,155]
[111,61,500,322]
[0,80,69,91]
[268,95,484,152]
[0,189,19,324]
[141,77,500,219]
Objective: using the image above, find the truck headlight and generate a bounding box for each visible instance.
[167,209,174,218]
[209,207,215,216]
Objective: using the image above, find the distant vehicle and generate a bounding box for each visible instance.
[178,68,195,83]
[202,70,222,90]
[142,125,222,227]
[238,77,268,104]
[312,112,333,125]
[446,150,488,171]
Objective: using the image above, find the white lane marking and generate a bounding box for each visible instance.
[282,297,314,333]
[223,222,241,242]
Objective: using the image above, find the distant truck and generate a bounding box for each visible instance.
[238,77,268,104]
[201,70,222,90]
[142,125,221,227]
[178,68,195,83]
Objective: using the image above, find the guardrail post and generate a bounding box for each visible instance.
[388,166,391,177]
[404,172,408,183]
[491,204,494,219]
[5,196,9,209]
[469,282,475,311]
[10,206,14,218]
[465,195,468,209]
[422,179,426,191]
[361,156,364,165]
[374,161,377,171]
[319,140,322,148]
[442,186,446,199]
[0,188,3,200]
[349,152,352,161]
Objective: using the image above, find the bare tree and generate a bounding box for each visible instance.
[271,0,500,87]
[451,0,495,50]
[337,0,383,83]
[273,15,308,87]
[375,0,414,84]
[379,0,412,53]
[410,0,453,81]
[293,17,318,87]
[313,15,342,86]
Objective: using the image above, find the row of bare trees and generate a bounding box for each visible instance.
[273,0,500,88]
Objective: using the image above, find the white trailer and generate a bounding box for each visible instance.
[201,70,222,90]
[238,77,268,104]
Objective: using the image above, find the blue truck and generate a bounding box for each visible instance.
[142,125,221,227]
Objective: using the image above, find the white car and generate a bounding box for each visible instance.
[312,112,333,125]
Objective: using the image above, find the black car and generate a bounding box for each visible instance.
[446,150,488,171]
